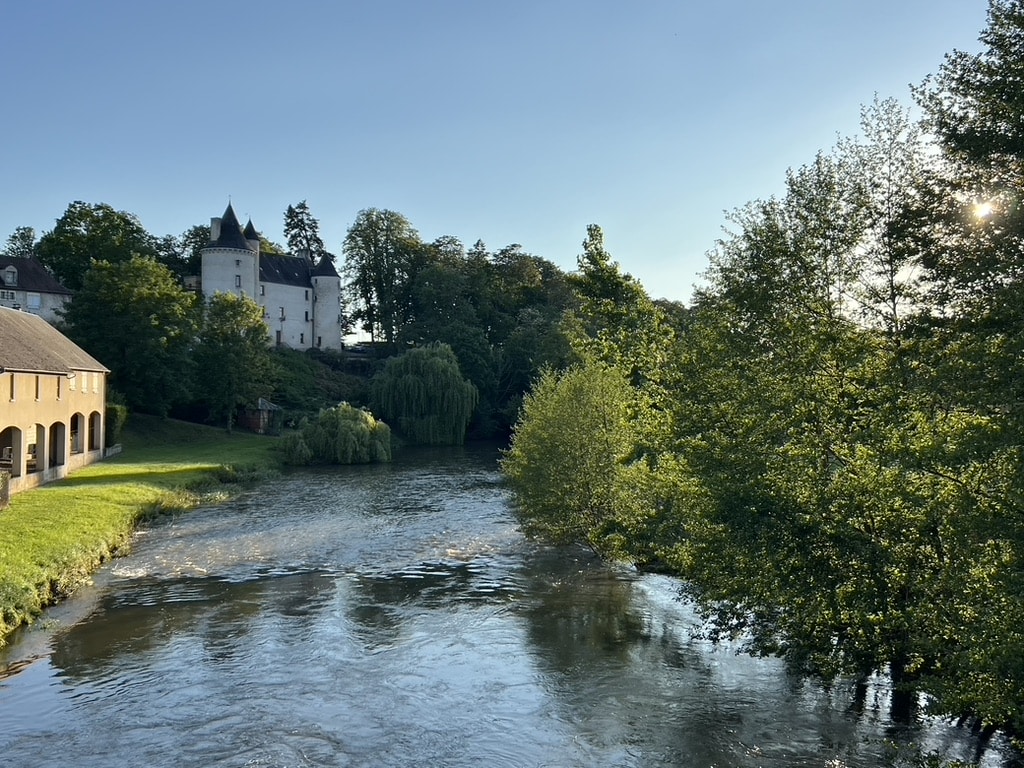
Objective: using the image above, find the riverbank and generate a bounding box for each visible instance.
[0,415,281,646]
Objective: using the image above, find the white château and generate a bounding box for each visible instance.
[200,203,343,350]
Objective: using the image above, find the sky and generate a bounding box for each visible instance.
[0,0,991,304]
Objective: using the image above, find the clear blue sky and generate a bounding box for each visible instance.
[0,0,989,303]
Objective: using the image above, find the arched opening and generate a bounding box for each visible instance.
[0,426,24,477]
[49,421,66,467]
[27,423,46,473]
[88,411,102,451]
[70,413,84,455]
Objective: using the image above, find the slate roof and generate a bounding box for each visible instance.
[311,255,340,278]
[208,203,255,251]
[243,219,259,241]
[259,253,312,287]
[0,306,108,375]
[0,257,72,295]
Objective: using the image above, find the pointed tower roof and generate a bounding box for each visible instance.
[243,218,259,242]
[210,203,255,251]
[312,254,340,278]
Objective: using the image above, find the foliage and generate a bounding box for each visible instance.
[105,403,129,447]
[36,201,159,290]
[2,226,36,259]
[193,293,273,431]
[502,362,666,559]
[61,255,198,416]
[370,343,477,445]
[282,402,391,465]
[342,208,423,345]
[284,200,329,262]
[268,347,371,417]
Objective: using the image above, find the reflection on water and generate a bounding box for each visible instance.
[0,445,1016,767]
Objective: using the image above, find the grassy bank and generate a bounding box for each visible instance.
[0,415,281,647]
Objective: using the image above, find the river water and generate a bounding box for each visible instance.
[0,446,1015,767]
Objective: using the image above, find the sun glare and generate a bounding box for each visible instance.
[973,200,996,219]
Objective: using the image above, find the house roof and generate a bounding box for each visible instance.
[208,203,255,252]
[259,253,312,287]
[0,306,108,375]
[0,257,72,295]
[311,255,340,278]
[243,219,259,241]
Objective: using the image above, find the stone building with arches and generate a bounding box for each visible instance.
[0,306,108,496]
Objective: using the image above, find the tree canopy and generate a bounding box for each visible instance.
[61,255,198,415]
[370,343,477,445]
[36,201,159,290]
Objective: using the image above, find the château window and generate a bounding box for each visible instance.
[235,275,241,288]
[8,373,14,401]
[27,292,40,311]
[304,290,309,300]
[235,259,241,266]
[279,307,285,319]
[259,285,265,296]
[4,267,16,287]
[35,375,40,400]
[304,310,309,322]
[300,333,304,344]
[0,290,15,301]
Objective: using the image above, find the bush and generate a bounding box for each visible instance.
[283,403,391,465]
[105,403,129,447]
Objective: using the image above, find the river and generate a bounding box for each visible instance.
[0,445,1015,767]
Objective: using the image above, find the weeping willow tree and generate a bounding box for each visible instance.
[282,402,391,465]
[370,343,478,445]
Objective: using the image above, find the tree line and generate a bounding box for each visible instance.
[2,197,577,441]
[504,0,1024,747]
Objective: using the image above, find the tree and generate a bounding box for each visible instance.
[61,256,197,415]
[282,403,391,465]
[36,201,158,290]
[370,343,477,445]
[908,0,1024,731]
[502,361,664,558]
[342,208,423,346]
[284,200,328,262]
[179,224,211,276]
[194,292,273,431]
[2,226,36,259]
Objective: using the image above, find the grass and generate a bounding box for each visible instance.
[0,415,281,647]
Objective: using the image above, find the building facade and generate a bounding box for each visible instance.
[0,257,72,324]
[200,204,344,350]
[0,306,109,496]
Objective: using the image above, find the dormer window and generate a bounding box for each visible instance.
[3,266,16,287]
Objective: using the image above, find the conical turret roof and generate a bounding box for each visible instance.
[312,254,340,278]
[243,218,259,242]
[210,203,255,251]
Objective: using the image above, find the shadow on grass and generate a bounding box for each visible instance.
[53,465,218,488]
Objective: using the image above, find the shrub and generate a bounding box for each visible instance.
[283,403,391,465]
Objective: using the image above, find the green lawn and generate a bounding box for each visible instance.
[0,415,281,646]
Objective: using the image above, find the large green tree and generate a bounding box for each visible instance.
[909,0,1024,731]
[502,361,664,558]
[61,256,197,415]
[2,226,37,259]
[284,200,329,262]
[36,202,158,290]
[369,343,477,445]
[342,208,424,346]
[194,293,273,431]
